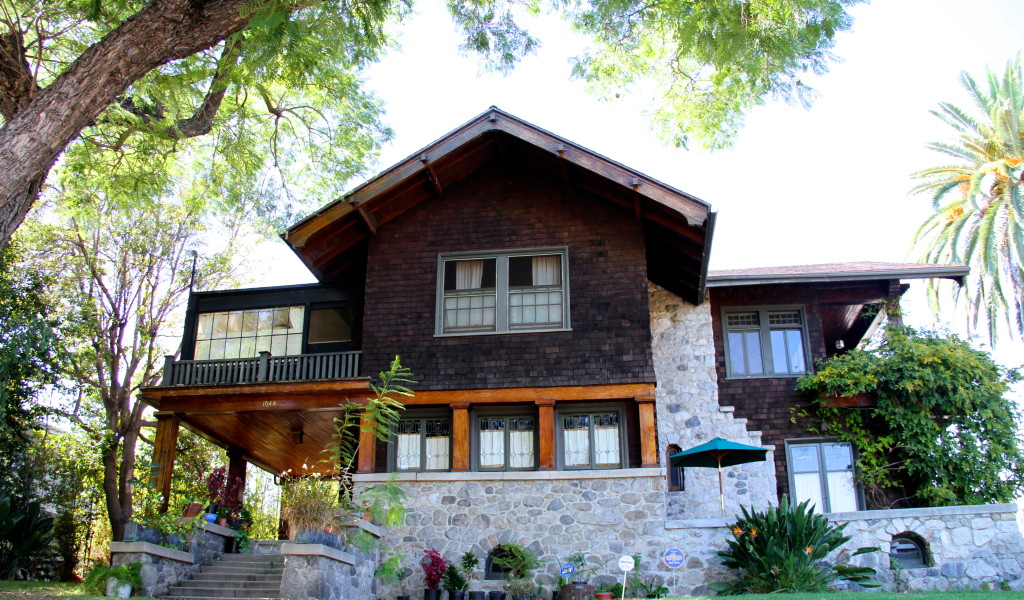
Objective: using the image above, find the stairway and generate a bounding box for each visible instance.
[163,553,284,600]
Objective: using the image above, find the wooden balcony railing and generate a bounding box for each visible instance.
[161,350,362,386]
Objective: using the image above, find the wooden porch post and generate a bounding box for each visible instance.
[451,402,470,472]
[227,449,247,507]
[357,410,376,474]
[637,395,658,468]
[536,399,556,470]
[151,414,180,514]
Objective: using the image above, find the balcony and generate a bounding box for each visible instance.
[161,350,362,386]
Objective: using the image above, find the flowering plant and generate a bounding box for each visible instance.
[421,549,448,590]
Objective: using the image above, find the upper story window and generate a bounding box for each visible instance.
[478,414,536,471]
[786,440,859,513]
[194,307,304,360]
[559,408,624,470]
[722,307,809,378]
[437,248,570,336]
[392,417,451,471]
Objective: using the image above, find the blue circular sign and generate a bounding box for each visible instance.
[559,563,576,578]
[663,548,685,569]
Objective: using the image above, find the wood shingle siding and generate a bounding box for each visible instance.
[360,160,655,391]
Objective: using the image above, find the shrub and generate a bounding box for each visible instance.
[422,549,447,590]
[82,562,142,595]
[442,563,467,591]
[710,496,878,595]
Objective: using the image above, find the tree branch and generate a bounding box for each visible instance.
[0,28,38,121]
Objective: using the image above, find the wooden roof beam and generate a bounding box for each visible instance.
[357,206,377,236]
[419,155,445,197]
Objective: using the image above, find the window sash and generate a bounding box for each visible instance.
[788,441,858,512]
[195,307,304,360]
[560,411,621,469]
[479,416,535,470]
[395,418,451,471]
[438,249,568,335]
[724,307,808,378]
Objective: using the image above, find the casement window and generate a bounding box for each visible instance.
[393,418,451,471]
[559,408,624,469]
[437,248,569,335]
[786,441,859,513]
[722,307,809,378]
[477,415,536,470]
[194,306,304,360]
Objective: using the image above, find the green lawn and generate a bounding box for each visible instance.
[0,580,159,600]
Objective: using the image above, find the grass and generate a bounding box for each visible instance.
[0,580,159,600]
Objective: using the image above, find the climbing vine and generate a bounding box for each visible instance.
[795,326,1024,508]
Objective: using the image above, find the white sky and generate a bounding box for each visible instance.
[248,0,1024,365]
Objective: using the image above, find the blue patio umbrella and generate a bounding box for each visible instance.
[670,437,768,513]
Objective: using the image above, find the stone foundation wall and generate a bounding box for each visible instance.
[111,522,234,596]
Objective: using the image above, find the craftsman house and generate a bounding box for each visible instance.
[141,108,1021,596]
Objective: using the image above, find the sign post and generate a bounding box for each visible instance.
[617,555,635,600]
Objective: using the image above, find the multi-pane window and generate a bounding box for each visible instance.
[723,307,808,378]
[438,249,568,335]
[394,418,451,471]
[787,441,859,513]
[194,307,304,360]
[478,416,535,470]
[561,411,622,469]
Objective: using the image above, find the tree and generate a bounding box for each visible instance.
[796,326,1024,508]
[18,189,248,541]
[0,0,860,246]
[912,55,1024,344]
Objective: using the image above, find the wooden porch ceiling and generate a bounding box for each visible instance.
[284,107,715,304]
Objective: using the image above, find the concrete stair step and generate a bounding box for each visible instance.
[174,579,281,590]
[166,581,282,593]
[191,572,282,583]
[200,565,284,575]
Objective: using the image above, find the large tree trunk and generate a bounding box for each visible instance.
[0,0,254,246]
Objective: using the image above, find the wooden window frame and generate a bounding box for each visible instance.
[472,407,539,472]
[784,438,862,513]
[435,247,571,337]
[721,305,811,379]
[388,411,453,473]
[555,403,627,471]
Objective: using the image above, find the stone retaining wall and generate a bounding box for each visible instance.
[110,522,235,597]
[281,543,379,600]
[834,503,1024,592]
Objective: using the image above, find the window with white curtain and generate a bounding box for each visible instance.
[438,248,569,335]
[560,409,623,469]
[478,415,535,470]
[194,306,304,360]
[393,418,451,471]
[786,441,859,513]
[722,307,809,378]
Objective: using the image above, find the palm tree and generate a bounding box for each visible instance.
[912,54,1024,344]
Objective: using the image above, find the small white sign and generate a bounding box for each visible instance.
[617,555,635,572]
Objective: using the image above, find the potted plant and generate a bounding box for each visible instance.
[557,552,595,600]
[377,549,410,600]
[505,578,534,600]
[442,563,468,600]
[626,554,668,598]
[422,549,448,600]
[460,552,485,600]
[83,562,142,599]
[593,581,614,600]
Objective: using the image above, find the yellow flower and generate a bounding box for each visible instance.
[732,526,743,536]
[749,527,758,537]
[805,546,813,555]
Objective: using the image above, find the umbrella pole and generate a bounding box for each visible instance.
[718,464,725,515]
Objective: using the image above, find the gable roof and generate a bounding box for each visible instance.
[283,107,716,304]
[707,262,968,287]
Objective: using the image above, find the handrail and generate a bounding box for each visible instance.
[161,351,361,386]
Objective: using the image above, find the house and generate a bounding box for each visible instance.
[141,107,1023,596]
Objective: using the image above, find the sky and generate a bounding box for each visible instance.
[248,0,1024,364]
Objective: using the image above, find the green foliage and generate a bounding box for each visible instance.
[796,326,1024,507]
[627,553,668,598]
[0,488,56,578]
[375,548,408,586]
[711,496,878,595]
[566,0,859,149]
[81,562,142,595]
[493,543,540,581]
[442,563,468,591]
[911,54,1024,344]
